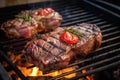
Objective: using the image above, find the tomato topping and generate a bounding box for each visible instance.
[38,8,55,16]
[60,32,79,44]
[45,8,54,13]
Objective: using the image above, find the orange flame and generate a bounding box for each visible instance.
[82,70,94,80]
[30,67,39,76]
[17,65,93,80]
[18,66,76,79]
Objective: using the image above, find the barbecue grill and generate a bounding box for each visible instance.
[0,0,120,80]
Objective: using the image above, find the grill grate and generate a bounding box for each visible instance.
[0,0,120,80]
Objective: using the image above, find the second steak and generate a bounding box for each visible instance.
[1,8,62,38]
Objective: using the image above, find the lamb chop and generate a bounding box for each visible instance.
[24,23,102,73]
[1,8,62,38]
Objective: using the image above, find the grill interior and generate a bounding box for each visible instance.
[0,0,120,80]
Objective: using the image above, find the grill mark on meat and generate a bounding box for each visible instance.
[71,25,94,39]
[50,35,72,57]
[34,39,64,64]
[50,31,64,42]
[37,40,52,57]
[36,42,53,55]
[43,37,66,53]
[50,34,60,41]
[63,24,101,49]
[51,33,60,39]
[33,39,63,58]
[27,40,47,58]
[42,40,61,56]
[41,39,53,50]
[43,39,66,57]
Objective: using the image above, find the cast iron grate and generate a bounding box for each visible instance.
[0,0,120,80]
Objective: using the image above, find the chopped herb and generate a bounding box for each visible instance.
[66,29,84,39]
[38,8,43,10]
[15,14,31,21]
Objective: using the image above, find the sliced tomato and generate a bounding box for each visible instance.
[38,8,55,16]
[45,8,54,13]
[38,10,45,16]
[60,32,79,44]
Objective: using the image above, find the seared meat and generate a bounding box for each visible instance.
[67,23,102,57]
[1,18,38,38]
[24,27,75,72]
[1,8,62,38]
[24,23,102,73]
[19,8,62,32]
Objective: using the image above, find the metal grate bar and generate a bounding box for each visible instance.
[68,48,120,68]
[93,21,107,26]
[100,24,112,28]
[56,4,81,12]
[102,27,118,33]
[62,9,85,16]
[72,54,120,76]
[51,53,120,80]
[102,36,120,44]
[103,31,120,38]
[62,17,101,26]
[8,46,24,52]
[62,12,93,20]
[93,42,120,52]
[63,14,94,22]
[0,38,31,45]
[85,19,104,23]
[62,14,96,23]
[0,50,28,80]
[69,60,120,80]
[62,11,93,20]
[0,63,12,80]
[3,40,28,49]
[100,24,115,29]
[83,0,120,18]
[96,0,120,11]
[60,7,82,14]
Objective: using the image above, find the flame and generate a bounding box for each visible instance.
[82,70,94,80]
[17,66,76,79]
[45,66,76,78]
[17,65,93,80]
[30,67,39,76]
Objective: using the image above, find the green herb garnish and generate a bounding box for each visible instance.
[15,14,31,21]
[38,8,43,10]
[66,29,84,39]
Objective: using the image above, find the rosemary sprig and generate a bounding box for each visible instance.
[38,8,43,10]
[15,14,31,21]
[66,29,84,39]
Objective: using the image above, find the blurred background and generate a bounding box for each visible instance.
[0,0,56,8]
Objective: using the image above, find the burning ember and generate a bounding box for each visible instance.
[82,69,94,80]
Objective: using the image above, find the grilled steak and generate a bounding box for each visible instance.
[24,27,75,73]
[20,8,62,32]
[24,23,102,73]
[1,8,62,38]
[1,18,38,38]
